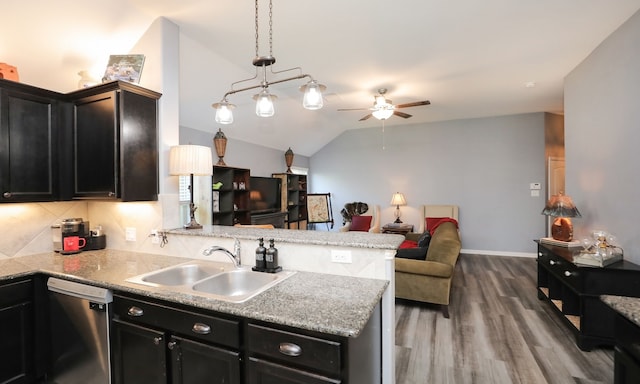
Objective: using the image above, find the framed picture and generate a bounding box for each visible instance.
[307,193,334,228]
[103,54,145,83]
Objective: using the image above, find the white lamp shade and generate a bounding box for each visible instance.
[255,90,275,117]
[302,80,325,110]
[169,145,213,176]
[390,192,407,206]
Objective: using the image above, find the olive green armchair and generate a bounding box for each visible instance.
[395,206,461,318]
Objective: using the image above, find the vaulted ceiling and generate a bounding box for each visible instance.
[3,1,640,155]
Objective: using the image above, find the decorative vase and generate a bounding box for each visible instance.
[214,128,227,166]
[285,147,294,173]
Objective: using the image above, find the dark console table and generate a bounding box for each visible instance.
[250,212,287,228]
[536,241,640,351]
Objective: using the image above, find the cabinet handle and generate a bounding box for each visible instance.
[192,322,211,335]
[564,271,572,277]
[549,260,557,266]
[167,340,178,350]
[127,306,144,317]
[279,342,303,357]
[153,336,163,345]
[3,192,11,198]
[108,191,115,197]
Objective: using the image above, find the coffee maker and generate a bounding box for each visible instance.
[52,218,106,252]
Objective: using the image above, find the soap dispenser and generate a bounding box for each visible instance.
[265,238,281,272]
[253,237,266,271]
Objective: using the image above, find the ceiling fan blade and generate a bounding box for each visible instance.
[394,111,412,119]
[359,114,373,121]
[338,107,369,111]
[395,100,431,109]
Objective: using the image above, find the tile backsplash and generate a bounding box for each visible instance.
[0,194,181,259]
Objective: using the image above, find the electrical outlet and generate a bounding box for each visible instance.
[150,229,159,244]
[331,250,352,264]
[125,227,137,242]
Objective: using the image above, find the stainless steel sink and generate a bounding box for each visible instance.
[125,259,295,303]
[140,264,215,286]
[192,269,280,298]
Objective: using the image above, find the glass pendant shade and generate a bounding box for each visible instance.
[214,101,234,124]
[255,89,275,117]
[372,108,394,120]
[302,80,324,110]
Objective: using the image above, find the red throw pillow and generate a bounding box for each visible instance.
[350,215,372,231]
[399,240,418,249]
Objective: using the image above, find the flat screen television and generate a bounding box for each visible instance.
[249,176,282,214]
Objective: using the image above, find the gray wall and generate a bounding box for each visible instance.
[180,126,310,177]
[309,113,548,255]
[565,9,640,264]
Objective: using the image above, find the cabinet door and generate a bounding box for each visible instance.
[0,88,58,202]
[0,301,34,384]
[72,91,118,198]
[111,318,168,384]
[169,336,241,384]
[247,358,341,384]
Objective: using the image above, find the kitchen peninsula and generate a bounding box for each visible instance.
[1,226,402,383]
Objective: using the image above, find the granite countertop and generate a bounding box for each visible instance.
[601,295,640,328]
[168,225,405,250]
[2,250,388,338]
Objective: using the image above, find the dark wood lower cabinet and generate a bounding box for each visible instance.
[247,358,340,384]
[613,313,640,384]
[111,294,241,384]
[0,276,47,384]
[112,319,168,384]
[170,336,241,384]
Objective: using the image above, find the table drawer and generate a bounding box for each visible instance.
[247,323,342,376]
[114,295,240,349]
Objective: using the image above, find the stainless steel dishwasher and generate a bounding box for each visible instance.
[47,277,113,384]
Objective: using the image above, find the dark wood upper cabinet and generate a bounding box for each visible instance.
[0,79,161,203]
[0,80,60,202]
[67,81,161,201]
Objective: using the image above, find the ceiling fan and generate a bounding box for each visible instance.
[338,88,431,121]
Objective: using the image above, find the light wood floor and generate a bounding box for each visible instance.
[395,254,615,384]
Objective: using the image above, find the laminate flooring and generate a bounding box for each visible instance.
[395,254,615,384]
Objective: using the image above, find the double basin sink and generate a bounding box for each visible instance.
[126,259,295,303]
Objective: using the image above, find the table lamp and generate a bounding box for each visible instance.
[169,145,213,229]
[390,192,407,224]
[541,192,581,244]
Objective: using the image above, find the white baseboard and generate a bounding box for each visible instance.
[460,249,537,258]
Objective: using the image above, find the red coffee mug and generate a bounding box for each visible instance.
[63,236,86,252]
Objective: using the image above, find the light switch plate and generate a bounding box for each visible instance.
[125,227,137,242]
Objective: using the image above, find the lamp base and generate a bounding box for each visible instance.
[393,218,403,224]
[184,202,202,230]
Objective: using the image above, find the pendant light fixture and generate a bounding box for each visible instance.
[212,0,325,123]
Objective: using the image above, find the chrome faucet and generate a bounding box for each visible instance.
[202,238,241,268]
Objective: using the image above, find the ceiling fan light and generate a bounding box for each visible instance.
[254,89,275,117]
[372,108,394,120]
[213,100,235,124]
[374,95,388,108]
[301,80,325,110]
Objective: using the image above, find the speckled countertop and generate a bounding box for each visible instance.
[1,250,388,338]
[169,225,405,249]
[601,295,640,328]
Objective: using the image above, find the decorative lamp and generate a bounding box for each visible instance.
[211,0,325,121]
[285,147,294,173]
[390,192,407,223]
[541,192,582,242]
[213,128,228,166]
[169,145,213,229]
